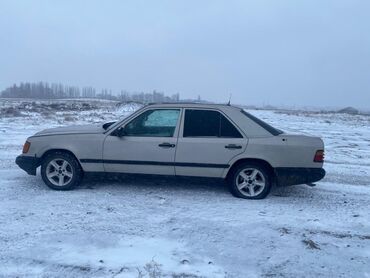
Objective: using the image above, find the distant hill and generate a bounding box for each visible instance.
[337,107,359,115]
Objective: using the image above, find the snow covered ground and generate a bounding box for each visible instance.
[0,99,369,277]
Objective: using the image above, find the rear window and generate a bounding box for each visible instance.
[184,109,243,138]
[241,110,283,136]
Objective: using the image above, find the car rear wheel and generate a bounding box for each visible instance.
[41,152,83,190]
[229,163,271,199]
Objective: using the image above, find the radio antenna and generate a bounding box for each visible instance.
[227,93,232,105]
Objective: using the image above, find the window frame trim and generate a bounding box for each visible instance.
[113,108,182,138]
[180,108,246,139]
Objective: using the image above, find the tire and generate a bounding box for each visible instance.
[228,163,272,199]
[41,151,83,190]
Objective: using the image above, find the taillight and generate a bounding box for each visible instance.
[22,141,31,154]
[314,150,324,163]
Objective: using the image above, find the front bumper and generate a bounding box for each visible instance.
[15,155,41,176]
[275,167,326,187]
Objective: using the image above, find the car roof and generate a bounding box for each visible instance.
[142,102,276,137]
[145,102,242,110]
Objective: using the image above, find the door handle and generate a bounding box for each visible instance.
[225,144,242,149]
[158,142,176,148]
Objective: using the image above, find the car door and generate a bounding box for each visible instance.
[175,108,247,177]
[103,108,181,175]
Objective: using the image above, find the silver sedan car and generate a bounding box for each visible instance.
[16,103,325,199]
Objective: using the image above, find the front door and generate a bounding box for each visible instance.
[103,108,181,175]
[175,109,247,177]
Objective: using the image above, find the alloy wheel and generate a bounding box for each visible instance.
[46,158,74,186]
[236,168,266,197]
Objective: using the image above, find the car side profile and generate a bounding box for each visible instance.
[16,103,326,199]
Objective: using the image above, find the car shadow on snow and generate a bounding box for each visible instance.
[79,172,316,199]
[81,173,228,193]
[18,169,317,199]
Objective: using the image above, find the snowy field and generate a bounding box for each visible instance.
[0,99,369,277]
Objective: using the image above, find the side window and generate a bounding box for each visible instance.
[183,109,243,138]
[124,109,180,137]
[220,114,243,138]
[183,110,219,137]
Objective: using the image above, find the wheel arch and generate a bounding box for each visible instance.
[226,158,276,182]
[40,149,83,170]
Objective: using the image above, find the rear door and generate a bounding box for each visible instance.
[175,109,247,177]
[103,108,181,175]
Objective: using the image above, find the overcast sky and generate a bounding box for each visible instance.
[1,0,369,109]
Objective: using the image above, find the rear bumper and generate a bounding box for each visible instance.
[275,167,326,187]
[15,155,41,176]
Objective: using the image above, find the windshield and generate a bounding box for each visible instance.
[241,110,283,136]
[102,105,143,132]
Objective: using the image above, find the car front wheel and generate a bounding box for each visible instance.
[41,152,83,190]
[229,163,272,199]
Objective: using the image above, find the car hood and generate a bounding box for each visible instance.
[33,124,105,136]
